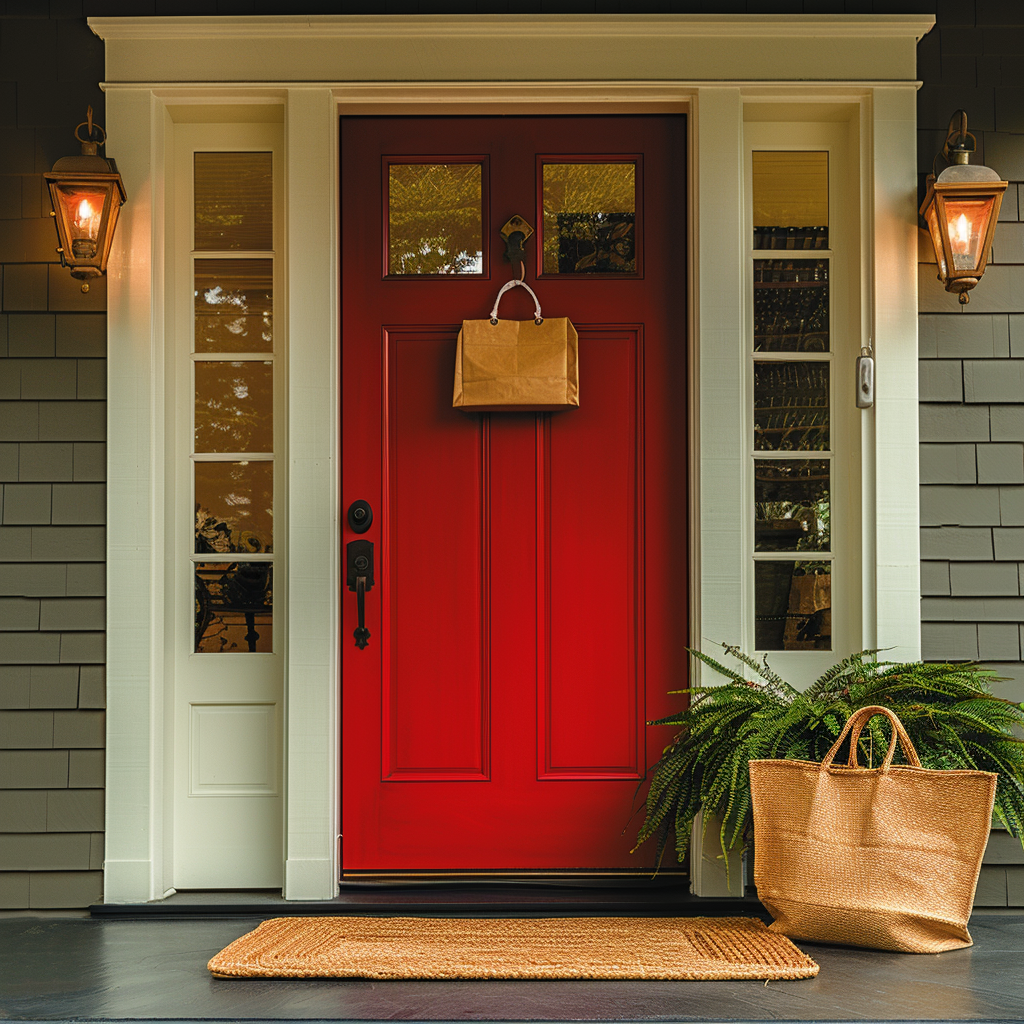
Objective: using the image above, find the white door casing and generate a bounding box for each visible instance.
[97,15,929,901]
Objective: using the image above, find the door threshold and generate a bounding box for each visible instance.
[91,882,767,919]
[340,871,689,887]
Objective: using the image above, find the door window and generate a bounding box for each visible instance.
[540,159,639,275]
[385,160,486,276]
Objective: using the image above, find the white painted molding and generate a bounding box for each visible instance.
[104,88,168,904]
[91,15,931,86]
[283,87,341,901]
[696,88,746,664]
[90,14,935,40]
[871,87,922,662]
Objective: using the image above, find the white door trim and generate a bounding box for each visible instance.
[97,16,928,902]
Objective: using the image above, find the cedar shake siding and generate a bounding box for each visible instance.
[1,0,1023,909]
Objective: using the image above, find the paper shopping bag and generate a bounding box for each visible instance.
[453,279,578,412]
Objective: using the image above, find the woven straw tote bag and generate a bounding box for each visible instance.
[749,705,997,953]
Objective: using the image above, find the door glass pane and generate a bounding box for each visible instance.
[387,163,483,275]
[755,561,831,652]
[754,362,829,452]
[542,162,636,274]
[195,361,273,454]
[754,459,830,552]
[754,259,829,352]
[752,151,828,249]
[195,461,273,554]
[194,152,272,251]
[195,562,272,653]
[195,259,273,353]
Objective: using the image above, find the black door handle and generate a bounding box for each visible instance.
[346,539,374,650]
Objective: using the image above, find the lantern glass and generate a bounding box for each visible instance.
[923,199,948,279]
[55,184,109,257]
[941,195,998,274]
[46,177,123,275]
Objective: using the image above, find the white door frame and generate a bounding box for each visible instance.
[95,14,931,902]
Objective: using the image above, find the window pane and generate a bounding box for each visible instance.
[755,561,831,652]
[754,459,830,552]
[542,162,636,274]
[387,163,483,275]
[752,151,828,249]
[754,362,829,452]
[195,361,273,454]
[194,152,272,252]
[754,259,829,353]
[195,461,273,555]
[195,562,272,653]
[195,259,272,353]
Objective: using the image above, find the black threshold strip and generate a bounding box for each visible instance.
[90,881,769,918]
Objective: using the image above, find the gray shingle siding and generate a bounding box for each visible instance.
[918,18,1024,894]
[0,1,109,910]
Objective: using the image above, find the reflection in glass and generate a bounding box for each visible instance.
[388,163,483,275]
[755,561,831,651]
[195,361,273,454]
[755,459,830,552]
[195,562,272,653]
[195,461,273,555]
[194,259,272,353]
[542,163,636,274]
[754,260,828,353]
[752,151,828,249]
[194,152,273,252]
[754,362,829,452]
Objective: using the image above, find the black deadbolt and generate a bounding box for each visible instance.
[348,500,373,534]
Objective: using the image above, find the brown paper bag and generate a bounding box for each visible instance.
[453,280,578,412]
[749,705,997,953]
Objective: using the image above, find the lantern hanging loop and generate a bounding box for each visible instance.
[74,107,107,156]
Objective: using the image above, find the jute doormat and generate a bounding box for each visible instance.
[208,915,819,980]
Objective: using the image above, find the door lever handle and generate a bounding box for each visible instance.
[346,539,374,650]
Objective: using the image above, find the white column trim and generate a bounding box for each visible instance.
[284,88,341,900]
[871,86,922,661]
[104,89,172,903]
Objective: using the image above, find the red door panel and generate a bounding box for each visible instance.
[341,116,687,873]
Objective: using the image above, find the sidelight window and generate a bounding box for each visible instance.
[192,152,275,653]
[751,151,833,652]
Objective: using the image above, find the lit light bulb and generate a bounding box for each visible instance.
[952,212,972,255]
[76,198,94,223]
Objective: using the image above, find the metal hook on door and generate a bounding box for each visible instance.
[500,215,534,283]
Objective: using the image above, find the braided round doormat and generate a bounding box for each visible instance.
[208,915,819,980]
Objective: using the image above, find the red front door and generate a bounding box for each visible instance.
[341,115,687,873]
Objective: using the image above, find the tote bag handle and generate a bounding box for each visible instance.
[821,705,922,771]
[489,279,543,325]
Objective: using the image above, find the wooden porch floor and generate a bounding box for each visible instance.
[1,896,1022,1022]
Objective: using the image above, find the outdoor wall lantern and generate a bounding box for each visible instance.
[44,107,127,292]
[920,110,1006,305]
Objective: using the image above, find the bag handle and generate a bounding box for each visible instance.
[821,705,922,771]
[489,279,543,325]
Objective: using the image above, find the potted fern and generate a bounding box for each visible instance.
[633,645,1024,872]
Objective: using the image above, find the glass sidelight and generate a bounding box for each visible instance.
[192,152,275,653]
[752,151,832,652]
